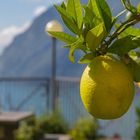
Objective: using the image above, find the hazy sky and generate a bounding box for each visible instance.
[0,0,64,30]
[0,0,63,53]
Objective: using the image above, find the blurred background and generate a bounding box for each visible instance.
[0,0,140,140]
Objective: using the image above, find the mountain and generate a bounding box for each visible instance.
[0,6,85,77]
[0,0,138,77]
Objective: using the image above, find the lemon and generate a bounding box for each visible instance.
[80,55,135,119]
[137,82,140,88]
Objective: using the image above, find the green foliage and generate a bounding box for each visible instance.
[126,57,140,82]
[86,23,105,51]
[15,114,101,140]
[82,5,96,30]
[118,26,140,38]
[69,118,99,140]
[49,0,112,63]
[108,36,140,56]
[78,53,96,64]
[88,0,101,21]
[94,0,112,32]
[87,0,112,32]
[47,31,77,44]
[15,117,44,140]
[46,0,140,81]
[70,118,98,140]
[38,112,68,134]
[15,112,68,140]
[138,3,140,13]
[69,36,84,62]
[54,5,81,35]
[67,0,83,29]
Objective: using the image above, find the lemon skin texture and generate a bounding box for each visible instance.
[80,56,135,119]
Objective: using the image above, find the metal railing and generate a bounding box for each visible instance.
[0,77,88,123]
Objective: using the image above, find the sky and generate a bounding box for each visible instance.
[0,0,63,54]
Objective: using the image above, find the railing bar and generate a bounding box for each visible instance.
[0,77,50,81]
[56,76,80,82]
[0,77,80,82]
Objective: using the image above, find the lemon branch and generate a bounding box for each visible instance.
[99,14,140,54]
[109,14,140,44]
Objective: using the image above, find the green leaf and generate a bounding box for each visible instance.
[129,50,139,60]
[67,0,83,29]
[54,5,81,35]
[95,0,112,32]
[118,26,140,38]
[69,37,84,62]
[126,58,140,82]
[88,0,103,29]
[62,16,82,35]
[47,31,77,44]
[78,53,95,64]
[86,23,105,51]
[121,0,128,8]
[62,16,81,35]
[55,5,72,20]
[83,5,94,22]
[137,2,140,13]
[88,0,101,19]
[83,5,95,28]
[136,51,140,57]
[61,2,66,9]
[88,0,112,32]
[108,36,140,56]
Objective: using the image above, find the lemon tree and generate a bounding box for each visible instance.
[46,0,140,119]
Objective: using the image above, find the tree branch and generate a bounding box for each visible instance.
[99,14,140,54]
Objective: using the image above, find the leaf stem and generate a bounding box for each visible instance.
[99,14,140,54]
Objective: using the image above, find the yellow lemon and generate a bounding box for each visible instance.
[137,82,140,88]
[80,55,135,119]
